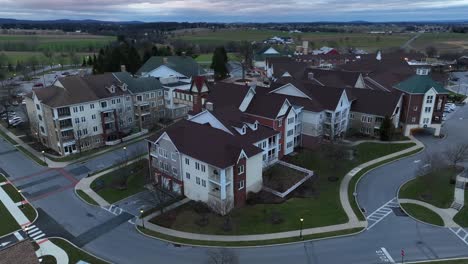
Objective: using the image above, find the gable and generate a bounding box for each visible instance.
[188,111,233,135]
[239,88,256,112]
[277,99,291,118]
[270,83,311,99]
[335,91,350,112]
[154,132,179,153]
[145,65,186,78]
[264,47,280,55]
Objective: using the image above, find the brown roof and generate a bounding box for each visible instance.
[206,82,251,108]
[301,68,361,88]
[150,119,263,168]
[346,88,402,117]
[0,240,39,264]
[34,73,130,107]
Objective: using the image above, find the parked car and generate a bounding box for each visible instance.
[0,111,16,118]
[8,116,21,123]
[33,83,44,88]
[11,119,23,127]
[446,103,456,110]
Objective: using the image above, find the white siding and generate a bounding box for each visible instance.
[420,88,436,126]
[301,110,323,137]
[246,153,263,193]
[144,65,186,79]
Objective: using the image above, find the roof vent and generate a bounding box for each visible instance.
[206,102,214,111]
[376,51,382,61]
[308,72,314,80]
[163,57,168,64]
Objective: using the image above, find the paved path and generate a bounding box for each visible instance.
[36,240,69,264]
[0,181,31,227]
[341,137,423,224]
[342,139,413,147]
[399,198,459,227]
[401,32,423,50]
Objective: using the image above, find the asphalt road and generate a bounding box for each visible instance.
[0,106,468,263]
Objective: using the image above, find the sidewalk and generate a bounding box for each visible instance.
[399,198,459,227]
[342,138,413,147]
[75,157,145,207]
[36,240,69,264]
[340,136,423,224]
[140,138,422,242]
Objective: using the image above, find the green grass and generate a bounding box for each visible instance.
[412,32,468,53]
[91,160,147,204]
[401,203,445,226]
[2,183,23,202]
[0,128,17,145]
[416,259,468,264]
[0,200,20,236]
[21,203,37,222]
[194,52,239,63]
[399,167,460,208]
[174,29,414,50]
[0,51,92,66]
[39,255,56,264]
[49,238,108,264]
[348,147,424,221]
[138,226,364,247]
[453,190,468,227]
[151,142,415,235]
[76,190,99,206]
[17,146,48,166]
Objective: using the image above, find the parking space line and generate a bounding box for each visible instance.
[381,247,395,263]
[449,227,468,246]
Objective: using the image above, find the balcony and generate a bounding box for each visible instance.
[103,115,115,124]
[61,135,75,143]
[135,105,151,116]
[57,107,71,119]
[263,155,277,167]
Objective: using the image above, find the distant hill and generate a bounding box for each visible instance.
[0,18,144,25]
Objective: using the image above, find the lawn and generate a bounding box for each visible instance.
[138,226,364,247]
[0,200,20,236]
[76,190,98,206]
[194,52,239,63]
[453,190,468,227]
[399,167,461,208]
[174,29,414,51]
[150,142,415,235]
[0,51,93,66]
[49,238,108,264]
[263,163,307,192]
[91,159,147,204]
[1,182,37,222]
[401,203,445,226]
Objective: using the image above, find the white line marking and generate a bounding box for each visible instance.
[13,232,23,240]
[29,231,41,237]
[414,160,421,163]
[456,228,463,234]
[32,234,45,240]
[463,233,468,240]
[381,247,395,263]
[27,227,38,233]
[449,228,468,246]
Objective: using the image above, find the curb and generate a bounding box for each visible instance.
[352,145,425,222]
[134,225,366,249]
[406,257,468,264]
[73,188,100,207]
[47,237,112,264]
[397,179,447,228]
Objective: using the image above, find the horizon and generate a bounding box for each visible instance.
[1,0,468,23]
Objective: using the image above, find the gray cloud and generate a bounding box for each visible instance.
[0,0,467,21]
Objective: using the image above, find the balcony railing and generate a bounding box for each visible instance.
[209,173,221,183]
[263,156,277,167]
[103,115,115,123]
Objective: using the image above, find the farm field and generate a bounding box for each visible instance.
[0,34,114,53]
[411,32,468,53]
[0,51,93,65]
[174,29,415,51]
[194,52,239,64]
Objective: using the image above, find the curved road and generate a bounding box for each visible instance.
[0,105,467,263]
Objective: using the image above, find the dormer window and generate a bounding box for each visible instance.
[241,127,246,134]
[253,123,258,130]
[416,68,429,76]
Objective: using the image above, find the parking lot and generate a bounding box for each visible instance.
[450,71,468,95]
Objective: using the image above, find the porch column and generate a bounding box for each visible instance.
[220,169,226,200]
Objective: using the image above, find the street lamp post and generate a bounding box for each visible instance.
[299,218,304,240]
[18,190,24,208]
[140,209,145,229]
[123,146,127,163]
[41,150,46,164]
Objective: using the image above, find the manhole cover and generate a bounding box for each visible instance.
[391,207,408,217]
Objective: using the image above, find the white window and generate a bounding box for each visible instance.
[437,99,443,110]
[413,106,418,111]
[158,90,163,97]
[287,129,294,136]
[163,150,168,159]
[126,96,130,101]
[238,165,245,174]
[423,118,430,124]
[426,96,434,104]
[424,107,431,113]
[288,117,294,124]
[101,101,107,108]
[196,177,200,185]
[238,180,245,190]
[171,153,177,161]
[75,118,80,124]
[349,113,354,119]
[411,117,416,123]
[151,92,155,98]
[287,141,293,148]
[172,167,177,175]
[81,117,86,122]
[93,126,98,132]
[186,172,190,179]
[278,119,282,127]
[83,128,88,135]
[90,104,95,109]
[79,106,84,111]
[195,162,200,170]
[117,98,121,103]
[77,130,82,137]
[158,99,164,106]
[201,164,206,172]
[185,158,190,165]
[111,99,116,104]
[202,179,206,187]
[73,106,78,113]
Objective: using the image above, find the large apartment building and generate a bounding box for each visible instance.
[26,73,135,155]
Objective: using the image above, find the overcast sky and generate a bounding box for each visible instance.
[1,0,468,22]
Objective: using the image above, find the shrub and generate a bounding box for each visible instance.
[221,217,233,232]
[194,215,209,227]
[193,201,211,215]
[270,211,284,225]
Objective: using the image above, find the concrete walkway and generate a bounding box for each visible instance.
[75,157,146,207]
[341,136,423,224]
[342,138,413,147]
[139,139,422,242]
[399,199,459,227]
[36,240,69,264]
[0,183,30,227]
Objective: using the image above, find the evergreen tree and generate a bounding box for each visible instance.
[87,55,94,66]
[151,46,159,56]
[82,57,87,67]
[211,46,229,80]
[379,116,395,141]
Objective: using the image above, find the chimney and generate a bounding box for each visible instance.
[163,57,168,64]
[120,65,126,72]
[206,102,214,112]
[308,72,314,80]
[376,51,382,61]
[302,41,309,55]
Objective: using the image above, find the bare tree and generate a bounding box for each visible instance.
[207,198,233,216]
[0,78,18,127]
[144,185,170,215]
[206,248,239,264]
[416,152,446,177]
[445,144,468,168]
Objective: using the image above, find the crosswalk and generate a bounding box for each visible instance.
[24,224,46,242]
[367,198,399,230]
[449,227,468,246]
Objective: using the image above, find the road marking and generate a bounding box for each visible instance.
[381,247,395,263]
[414,160,421,163]
[13,232,23,240]
[422,164,431,168]
[449,227,468,246]
[366,198,397,230]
